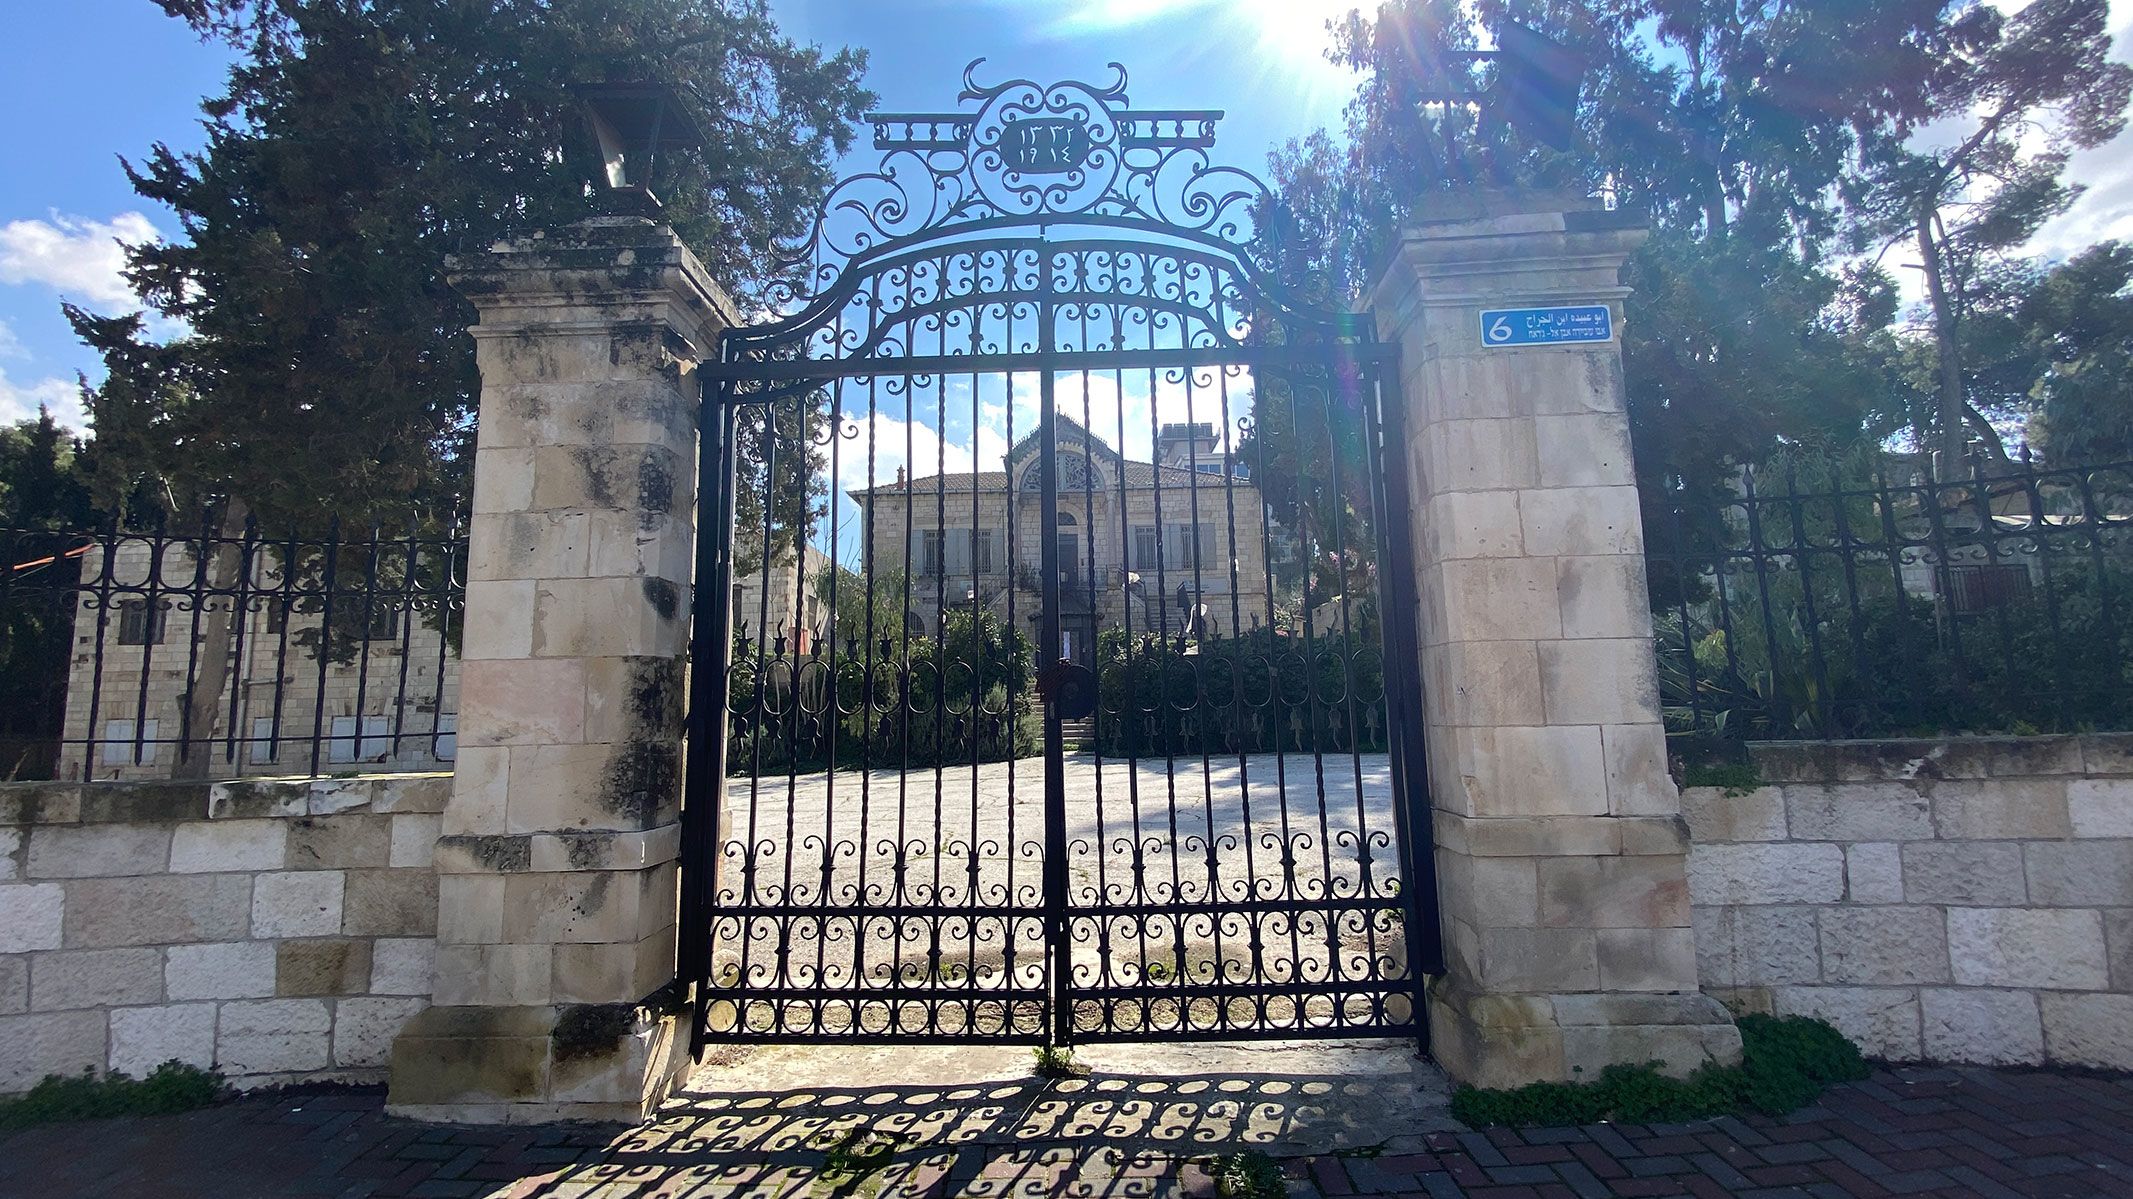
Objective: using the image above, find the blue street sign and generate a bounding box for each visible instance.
[1479,304,1614,347]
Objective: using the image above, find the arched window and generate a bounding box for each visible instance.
[1056,511,1077,526]
[1021,452,1102,491]
[905,611,925,638]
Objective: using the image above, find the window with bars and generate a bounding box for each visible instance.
[117,599,167,646]
[1941,563,2032,615]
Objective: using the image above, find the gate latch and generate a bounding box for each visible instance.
[1036,658,1100,721]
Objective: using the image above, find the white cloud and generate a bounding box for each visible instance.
[0,318,25,360]
[0,366,86,431]
[0,211,159,309]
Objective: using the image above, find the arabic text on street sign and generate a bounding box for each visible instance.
[1479,304,1614,347]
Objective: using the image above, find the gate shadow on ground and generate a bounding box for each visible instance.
[523,1042,1457,1199]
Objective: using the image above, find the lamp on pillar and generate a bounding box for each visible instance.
[575,81,705,218]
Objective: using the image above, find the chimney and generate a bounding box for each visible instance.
[895,465,907,488]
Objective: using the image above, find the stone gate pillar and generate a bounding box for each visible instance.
[386,218,734,1122]
[1370,195,1739,1088]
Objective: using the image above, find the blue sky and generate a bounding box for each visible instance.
[0,0,1366,431]
[5,0,2131,439]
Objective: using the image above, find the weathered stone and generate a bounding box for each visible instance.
[166,941,276,1001]
[168,820,287,874]
[1602,725,1678,817]
[217,998,333,1076]
[307,778,377,816]
[1729,907,1822,986]
[2023,841,2133,907]
[109,1003,217,1077]
[0,783,82,826]
[0,883,65,953]
[2079,732,2133,776]
[389,814,442,868]
[2108,908,2133,991]
[1679,787,1787,843]
[1686,842,1844,906]
[2067,779,2133,837]
[437,875,507,945]
[501,872,645,945]
[1751,736,2082,784]
[1441,725,1608,818]
[1783,784,1933,842]
[1520,485,1643,558]
[26,824,172,879]
[1537,638,1660,725]
[1772,986,1921,1060]
[1476,928,1599,992]
[333,996,427,1069]
[386,1005,552,1106]
[2040,992,2133,1071]
[208,779,306,820]
[285,815,392,870]
[29,947,162,1011]
[63,876,251,948]
[1845,842,1903,904]
[0,956,25,1015]
[343,869,439,937]
[1932,779,2071,840]
[276,939,374,997]
[1947,907,2108,991]
[0,1010,107,1092]
[1596,927,1697,991]
[1537,856,1689,929]
[251,871,345,939]
[1819,906,1949,986]
[0,828,20,882]
[433,944,552,1006]
[372,774,452,815]
[1920,988,2043,1066]
[78,782,208,824]
[371,938,436,996]
[443,747,508,836]
[1901,842,2027,906]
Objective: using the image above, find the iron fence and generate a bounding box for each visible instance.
[1,511,465,781]
[1649,451,2133,748]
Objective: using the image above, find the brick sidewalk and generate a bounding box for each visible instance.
[0,1064,2127,1198]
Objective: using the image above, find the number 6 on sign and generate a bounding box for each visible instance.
[1478,304,1614,347]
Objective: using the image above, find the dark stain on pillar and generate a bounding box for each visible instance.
[637,452,673,520]
[642,578,679,621]
[600,738,679,827]
[551,1002,634,1063]
[571,447,618,508]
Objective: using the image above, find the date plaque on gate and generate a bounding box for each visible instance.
[1000,118,1092,175]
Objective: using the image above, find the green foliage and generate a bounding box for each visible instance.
[70,0,870,525]
[727,608,1039,774]
[1681,761,1761,795]
[0,412,99,779]
[1031,1045,1088,1079]
[1659,551,2133,742]
[1089,624,1389,760]
[0,1062,225,1130]
[1449,1015,1867,1128]
[1211,1150,1287,1199]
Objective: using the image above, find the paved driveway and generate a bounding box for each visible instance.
[2,1043,2128,1197]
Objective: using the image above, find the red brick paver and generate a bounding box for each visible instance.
[0,1065,2127,1198]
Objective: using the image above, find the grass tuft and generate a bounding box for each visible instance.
[0,1061,225,1130]
[1449,1014,1868,1128]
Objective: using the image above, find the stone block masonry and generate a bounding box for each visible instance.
[0,773,444,1094]
[1688,733,2133,1069]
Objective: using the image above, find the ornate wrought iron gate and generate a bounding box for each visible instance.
[678,64,1441,1050]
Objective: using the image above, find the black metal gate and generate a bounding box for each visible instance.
[678,63,1441,1050]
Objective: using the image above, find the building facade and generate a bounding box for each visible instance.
[851,415,1273,663]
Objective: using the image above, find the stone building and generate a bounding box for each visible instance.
[850,413,1272,663]
[55,539,458,782]
[729,543,830,654]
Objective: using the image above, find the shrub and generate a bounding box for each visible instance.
[0,1061,225,1130]
[1448,1015,1867,1128]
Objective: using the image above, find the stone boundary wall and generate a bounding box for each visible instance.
[0,773,443,1094]
[1687,735,2132,1070]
